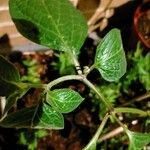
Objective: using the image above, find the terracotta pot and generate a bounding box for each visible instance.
[134,1,150,49]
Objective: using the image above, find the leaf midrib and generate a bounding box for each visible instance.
[17,0,71,52]
[41,0,70,51]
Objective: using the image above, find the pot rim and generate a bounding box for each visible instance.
[133,2,150,48]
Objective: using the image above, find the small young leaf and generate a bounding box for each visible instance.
[0,55,20,82]
[46,88,84,113]
[9,0,88,55]
[94,29,126,81]
[127,130,150,150]
[0,102,64,129]
[3,87,30,115]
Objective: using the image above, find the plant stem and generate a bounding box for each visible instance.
[82,77,114,112]
[98,127,124,142]
[28,83,47,89]
[83,113,110,150]
[47,75,84,90]
[46,74,129,133]
[47,74,114,113]
[111,113,128,131]
[114,107,149,117]
[81,78,135,133]
[71,52,83,75]
[84,64,96,77]
[15,82,47,89]
[47,74,113,111]
[121,91,150,106]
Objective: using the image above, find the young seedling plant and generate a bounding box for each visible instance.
[0,0,150,149]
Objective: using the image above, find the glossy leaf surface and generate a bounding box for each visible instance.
[9,0,88,55]
[0,102,64,129]
[46,89,84,113]
[94,29,126,81]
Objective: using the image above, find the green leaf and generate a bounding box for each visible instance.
[94,29,126,81]
[3,87,30,115]
[127,130,150,150]
[0,78,20,96]
[0,55,20,82]
[0,102,64,129]
[138,53,150,90]
[9,0,88,55]
[83,141,96,150]
[0,55,23,97]
[46,88,84,113]
[58,52,76,75]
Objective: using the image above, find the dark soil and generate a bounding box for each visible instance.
[0,41,149,149]
[0,51,100,150]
